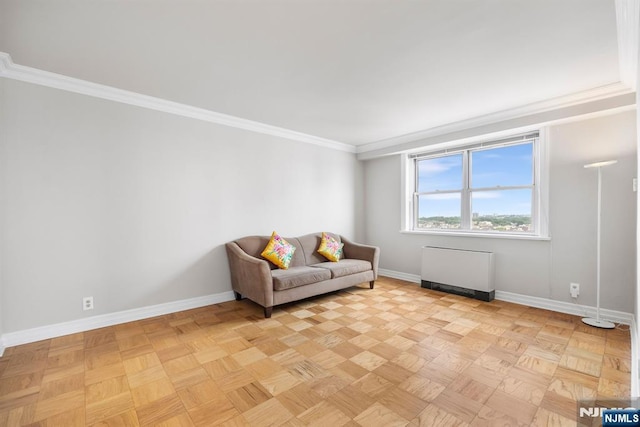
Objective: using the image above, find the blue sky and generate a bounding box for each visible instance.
[418,143,533,217]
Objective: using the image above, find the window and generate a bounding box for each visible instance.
[406,132,547,237]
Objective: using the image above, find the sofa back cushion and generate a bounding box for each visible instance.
[235,235,305,270]
[297,232,343,266]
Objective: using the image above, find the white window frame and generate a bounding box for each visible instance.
[401,130,549,240]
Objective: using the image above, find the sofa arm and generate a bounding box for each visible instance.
[225,242,274,309]
[341,237,380,280]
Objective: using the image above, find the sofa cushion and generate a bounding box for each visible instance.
[272,266,332,291]
[311,259,372,279]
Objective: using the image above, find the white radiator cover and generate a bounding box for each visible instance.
[421,246,495,292]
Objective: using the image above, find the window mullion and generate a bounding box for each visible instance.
[461,150,471,230]
[413,159,419,230]
[413,193,418,230]
[408,135,543,236]
[532,138,539,234]
[471,184,534,192]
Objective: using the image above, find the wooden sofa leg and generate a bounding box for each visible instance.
[369,281,375,289]
[264,307,273,318]
[234,291,242,301]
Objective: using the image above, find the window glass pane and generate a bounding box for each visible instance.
[471,189,532,232]
[416,193,461,229]
[471,142,533,188]
[417,153,463,192]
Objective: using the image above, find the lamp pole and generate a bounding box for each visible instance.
[582,160,616,329]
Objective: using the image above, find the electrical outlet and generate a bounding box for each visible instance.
[569,283,579,298]
[83,296,94,311]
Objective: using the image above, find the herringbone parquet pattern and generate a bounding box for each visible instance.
[0,277,631,426]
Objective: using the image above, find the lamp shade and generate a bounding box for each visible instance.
[584,160,617,168]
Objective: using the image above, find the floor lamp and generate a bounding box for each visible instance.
[582,160,617,329]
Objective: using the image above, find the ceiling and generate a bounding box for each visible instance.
[0,0,629,149]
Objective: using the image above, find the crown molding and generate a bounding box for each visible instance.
[0,52,12,77]
[0,52,355,154]
[1,49,634,158]
[357,83,635,159]
[358,2,639,158]
[616,0,640,90]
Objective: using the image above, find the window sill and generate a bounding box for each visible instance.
[400,229,551,241]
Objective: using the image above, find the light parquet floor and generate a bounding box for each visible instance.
[0,277,631,426]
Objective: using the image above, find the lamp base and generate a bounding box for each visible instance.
[582,317,615,329]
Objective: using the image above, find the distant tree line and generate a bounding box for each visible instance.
[475,215,531,226]
[418,215,531,226]
[418,216,460,225]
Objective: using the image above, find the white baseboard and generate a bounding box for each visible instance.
[0,291,236,352]
[380,268,638,391]
[631,318,638,397]
[3,269,636,368]
[494,290,634,325]
[379,268,634,324]
[379,268,421,284]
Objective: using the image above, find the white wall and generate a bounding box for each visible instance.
[549,112,636,313]
[363,110,637,313]
[354,160,366,243]
[0,79,360,333]
[0,78,5,346]
[635,8,640,394]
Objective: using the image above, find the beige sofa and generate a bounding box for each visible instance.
[225,232,379,317]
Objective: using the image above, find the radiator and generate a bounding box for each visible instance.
[421,246,495,301]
